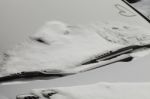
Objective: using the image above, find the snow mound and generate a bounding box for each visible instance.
[17,82,150,99]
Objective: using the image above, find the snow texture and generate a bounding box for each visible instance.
[17,82,150,99]
[131,0,150,19]
[0,21,150,80]
[0,94,8,99]
[91,22,150,45]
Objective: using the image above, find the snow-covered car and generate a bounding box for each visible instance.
[0,0,150,99]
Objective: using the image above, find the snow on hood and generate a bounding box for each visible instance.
[131,0,150,19]
[0,21,150,82]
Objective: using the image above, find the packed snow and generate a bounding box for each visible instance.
[17,82,150,99]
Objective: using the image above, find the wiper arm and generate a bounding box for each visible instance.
[82,44,150,65]
[0,71,68,83]
[0,44,150,83]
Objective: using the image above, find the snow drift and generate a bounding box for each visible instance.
[17,82,150,99]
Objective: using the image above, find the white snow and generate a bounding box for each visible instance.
[131,0,150,19]
[92,21,150,45]
[18,82,150,99]
[0,21,150,78]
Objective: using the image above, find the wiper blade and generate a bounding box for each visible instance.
[0,44,149,83]
[0,71,67,83]
[82,44,150,65]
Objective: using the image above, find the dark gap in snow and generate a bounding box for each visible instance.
[16,94,39,99]
[35,38,49,45]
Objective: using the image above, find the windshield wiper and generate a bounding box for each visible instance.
[0,71,66,83]
[82,44,150,65]
[0,44,150,83]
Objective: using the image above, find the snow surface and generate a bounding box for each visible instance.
[0,21,150,79]
[17,82,150,99]
[131,0,150,19]
[0,94,8,99]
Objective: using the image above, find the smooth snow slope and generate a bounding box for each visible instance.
[17,82,150,99]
